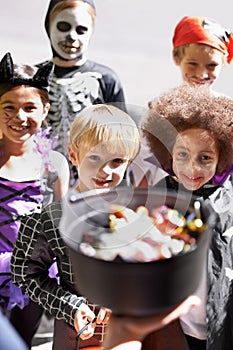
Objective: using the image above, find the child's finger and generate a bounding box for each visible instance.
[96,307,112,324]
[79,321,95,340]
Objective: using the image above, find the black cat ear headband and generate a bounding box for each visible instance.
[0,52,54,91]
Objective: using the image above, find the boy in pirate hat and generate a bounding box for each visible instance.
[172,15,233,91]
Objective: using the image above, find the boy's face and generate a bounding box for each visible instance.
[50,6,93,60]
[0,86,49,144]
[174,44,224,88]
[69,144,130,192]
[172,128,219,190]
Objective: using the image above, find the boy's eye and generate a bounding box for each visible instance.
[89,155,100,161]
[177,151,188,158]
[112,158,124,164]
[57,21,71,32]
[207,63,218,69]
[188,61,198,66]
[56,22,88,35]
[110,158,128,168]
[3,105,14,111]
[76,25,88,35]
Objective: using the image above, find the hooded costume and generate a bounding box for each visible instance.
[41,0,125,186]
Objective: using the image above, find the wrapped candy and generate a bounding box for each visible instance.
[80,204,205,262]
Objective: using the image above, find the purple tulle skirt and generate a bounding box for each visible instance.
[0,252,29,311]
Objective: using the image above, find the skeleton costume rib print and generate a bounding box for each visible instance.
[41,0,125,186]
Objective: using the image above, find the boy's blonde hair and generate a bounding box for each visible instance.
[173,43,227,64]
[69,104,140,161]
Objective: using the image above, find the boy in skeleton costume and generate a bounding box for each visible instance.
[40,0,125,186]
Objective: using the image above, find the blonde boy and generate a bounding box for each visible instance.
[11,104,140,350]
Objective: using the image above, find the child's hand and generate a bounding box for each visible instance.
[103,295,200,349]
[96,306,112,325]
[74,303,96,340]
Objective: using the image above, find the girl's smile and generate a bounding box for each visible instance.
[0,86,49,144]
[172,128,219,190]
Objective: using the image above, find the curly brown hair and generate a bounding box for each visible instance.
[141,85,233,175]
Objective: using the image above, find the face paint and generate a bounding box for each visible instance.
[50,6,93,60]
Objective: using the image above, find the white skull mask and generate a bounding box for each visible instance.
[50,6,93,60]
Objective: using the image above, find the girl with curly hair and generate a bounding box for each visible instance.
[141,84,233,350]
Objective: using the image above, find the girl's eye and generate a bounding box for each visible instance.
[24,106,37,112]
[57,21,71,32]
[200,155,211,161]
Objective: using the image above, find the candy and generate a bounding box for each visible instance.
[80,204,205,262]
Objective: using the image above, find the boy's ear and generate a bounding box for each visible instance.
[126,159,132,169]
[172,52,181,66]
[68,145,79,166]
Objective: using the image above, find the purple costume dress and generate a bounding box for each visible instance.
[0,129,58,313]
[0,128,60,347]
[0,172,59,347]
[0,177,43,311]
